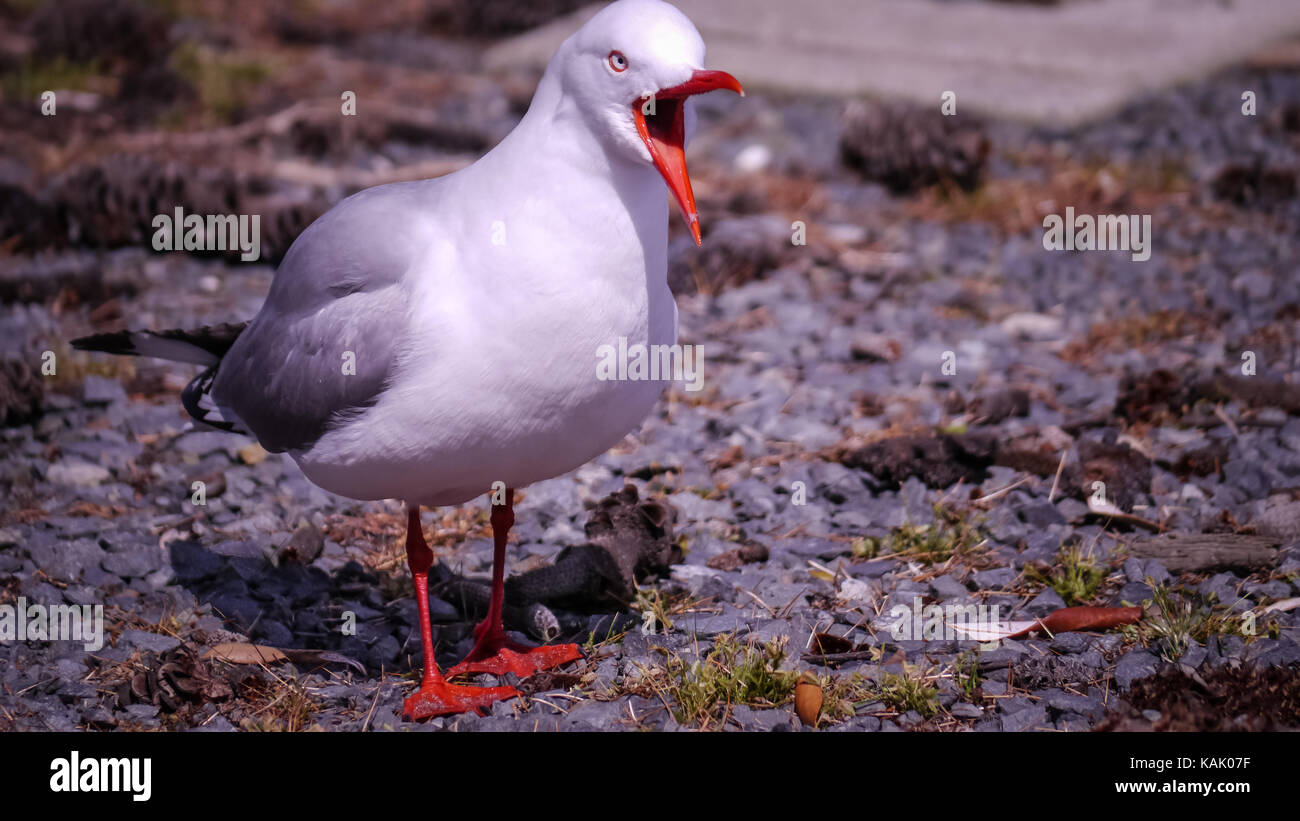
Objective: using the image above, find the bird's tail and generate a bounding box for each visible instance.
[70,322,247,366]
[71,322,249,432]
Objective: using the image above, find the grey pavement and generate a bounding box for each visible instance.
[485,0,1300,125]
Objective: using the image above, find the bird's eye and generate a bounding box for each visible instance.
[608,50,629,73]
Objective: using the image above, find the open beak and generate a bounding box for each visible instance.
[634,69,744,245]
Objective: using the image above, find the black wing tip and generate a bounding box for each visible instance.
[70,330,138,356]
[70,322,249,359]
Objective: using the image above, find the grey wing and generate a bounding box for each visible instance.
[211,181,433,453]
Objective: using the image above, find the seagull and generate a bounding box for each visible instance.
[72,0,742,720]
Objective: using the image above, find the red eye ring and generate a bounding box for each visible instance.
[608,50,629,73]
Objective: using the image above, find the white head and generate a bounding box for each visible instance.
[550,0,743,244]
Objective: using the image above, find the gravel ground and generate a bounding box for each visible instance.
[2,60,1299,732]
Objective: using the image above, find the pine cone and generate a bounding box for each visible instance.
[1210,161,1298,210]
[839,100,989,194]
[110,645,257,714]
[0,357,43,428]
[25,0,170,70]
[439,0,591,36]
[51,155,241,249]
[0,183,63,252]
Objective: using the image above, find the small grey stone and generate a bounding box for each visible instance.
[751,708,795,731]
[175,431,236,457]
[368,634,401,668]
[852,558,897,579]
[1114,649,1160,689]
[1055,497,1089,522]
[826,715,881,732]
[210,540,265,559]
[367,707,400,731]
[1046,691,1105,717]
[101,550,161,579]
[117,629,181,654]
[930,574,969,600]
[978,642,1027,670]
[1111,581,1152,606]
[997,695,1035,714]
[168,541,224,581]
[1057,714,1092,731]
[1024,587,1066,617]
[1219,634,1246,662]
[971,567,1017,590]
[1001,704,1050,731]
[427,597,458,622]
[1019,501,1066,528]
[684,612,751,637]
[255,620,293,647]
[1049,632,1092,654]
[1244,579,1291,601]
[665,491,731,523]
[1198,572,1241,605]
[46,461,111,486]
[563,699,625,728]
[1143,560,1172,586]
[124,704,159,720]
[1180,642,1207,668]
[1077,648,1106,669]
[1123,557,1147,583]
[82,375,127,405]
[1248,640,1300,667]
[896,710,924,727]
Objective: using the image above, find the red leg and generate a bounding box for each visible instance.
[401,505,517,720]
[447,489,583,678]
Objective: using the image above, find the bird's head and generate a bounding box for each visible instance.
[556,0,743,245]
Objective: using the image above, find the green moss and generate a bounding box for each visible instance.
[850,536,879,560]
[1,56,102,102]
[873,667,940,717]
[170,41,272,124]
[1140,584,1254,663]
[955,651,981,701]
[820,663,940,722]
[635,633,797,727]
[859,504,986,565]
[1026,543,1107,606]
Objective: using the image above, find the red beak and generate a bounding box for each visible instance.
[634,69,744,245]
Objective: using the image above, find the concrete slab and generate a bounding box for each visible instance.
[484,0,1300,125]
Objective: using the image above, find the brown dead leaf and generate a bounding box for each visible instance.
[809,632,855,656]
[795,673,823,727]
[202,643,288,665]
[706,542,769,571]
[1006,605,1142,639]
[63,500,125,518]
[950,605,1142,641]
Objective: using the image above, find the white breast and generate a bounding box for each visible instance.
[293,149,678,506]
